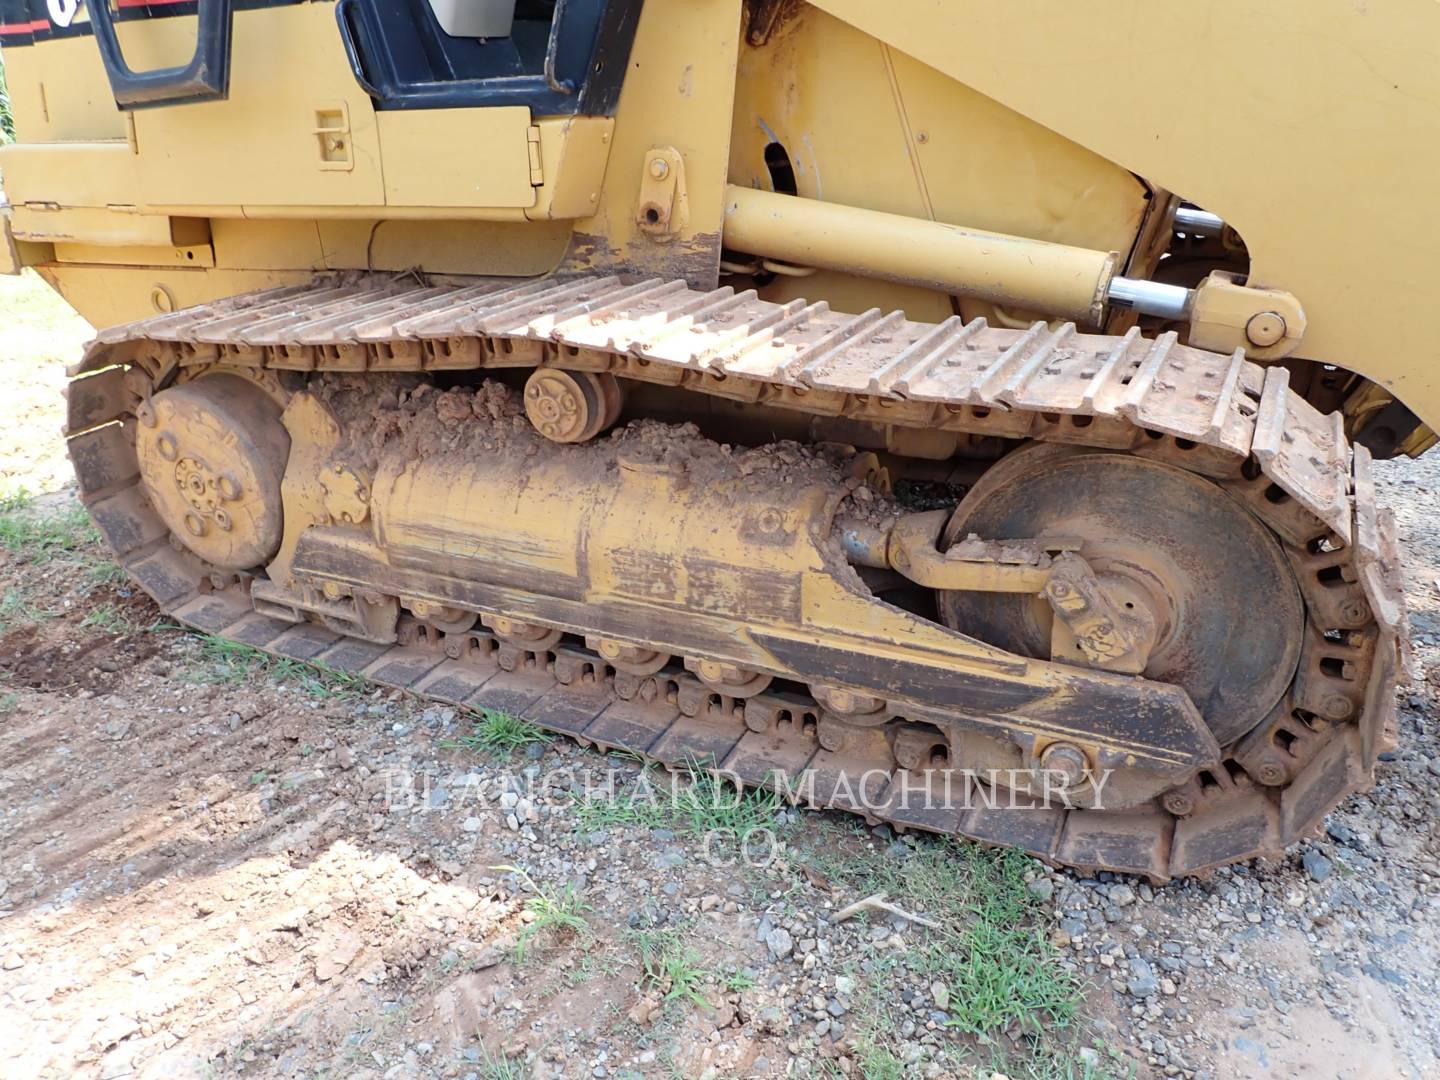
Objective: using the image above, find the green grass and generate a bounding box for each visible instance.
[497,865,592,963]
[793,827,1114,1076]
[631,926,712,1009]
[573,763,780,841]
[0,492,99,562]
[623,922,732,1017]
[0,492,120,633]
[474,1041,528,1080]
[558,944,623,991]
[0,691,18,718]
[0,585,55,631]
[441,710,552,758]
[189,635,369,699]
[81,602,137,635]
[85,559,130,587]
[723,970,756,993]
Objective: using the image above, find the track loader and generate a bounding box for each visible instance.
[0,0,1426,878]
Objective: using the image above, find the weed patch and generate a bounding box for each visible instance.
[442,711,552,758]
[497,865,592,962]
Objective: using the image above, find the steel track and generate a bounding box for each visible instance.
[61,274,1407,880]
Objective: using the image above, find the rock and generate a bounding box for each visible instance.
[930,981,950,1012]
[314,932,362,982]
[1302,850,1334,883]
[1327,822,1356,846]
[1027,878,1055,903]
[462,816,482,833]
[1127,973,1159,1000]
[2,953,23,970]
[765,927,794,961]
[627,995,661,1026]
[1107,883,1137,907]
[833,975,854,995]
[91,1014,139,1052]
[756,1005,789,1034]
[1128,959,1159,999]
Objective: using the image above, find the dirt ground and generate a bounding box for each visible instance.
[0,270,1436,1080]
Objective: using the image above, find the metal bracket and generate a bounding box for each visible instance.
[842,510,1158,674]
[314,105,354,172]
[1044,553,1157,675]
[882,509,1077,593]
[1188,270,1307,360]
[636,148,688,240]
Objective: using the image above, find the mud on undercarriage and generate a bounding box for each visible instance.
[62,274,1407,880]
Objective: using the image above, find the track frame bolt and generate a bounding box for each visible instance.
[1339,598,1369,625]
[1038,742,1090,789]
[1320,693,1354,721]
[1253,756,1289,787]
[1162,789,1196,816]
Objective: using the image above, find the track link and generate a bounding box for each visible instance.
[61,274,1408,880]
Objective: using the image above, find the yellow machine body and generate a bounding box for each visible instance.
[1,0,1436,445]
[0,0,1419,876]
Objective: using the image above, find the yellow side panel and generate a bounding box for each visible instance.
[125,7,385,207]
[376,108,537,209]
[211,220,329,272]
[208,217,570,277]
[3,33,127,142]
[811,0,1440,430]
[36,266,315,328]
[0,142,143,207]
[8,205,206,248]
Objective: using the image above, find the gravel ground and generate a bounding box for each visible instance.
[0,270,1436,1079]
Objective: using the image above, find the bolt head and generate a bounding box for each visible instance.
[1256,759,1288,786]
[1321,693,1353,720]
[1039,742,1089,788]
[648,158,670,180]
[1162,790,1196,817]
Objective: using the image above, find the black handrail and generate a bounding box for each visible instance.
[87,0,234,109]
